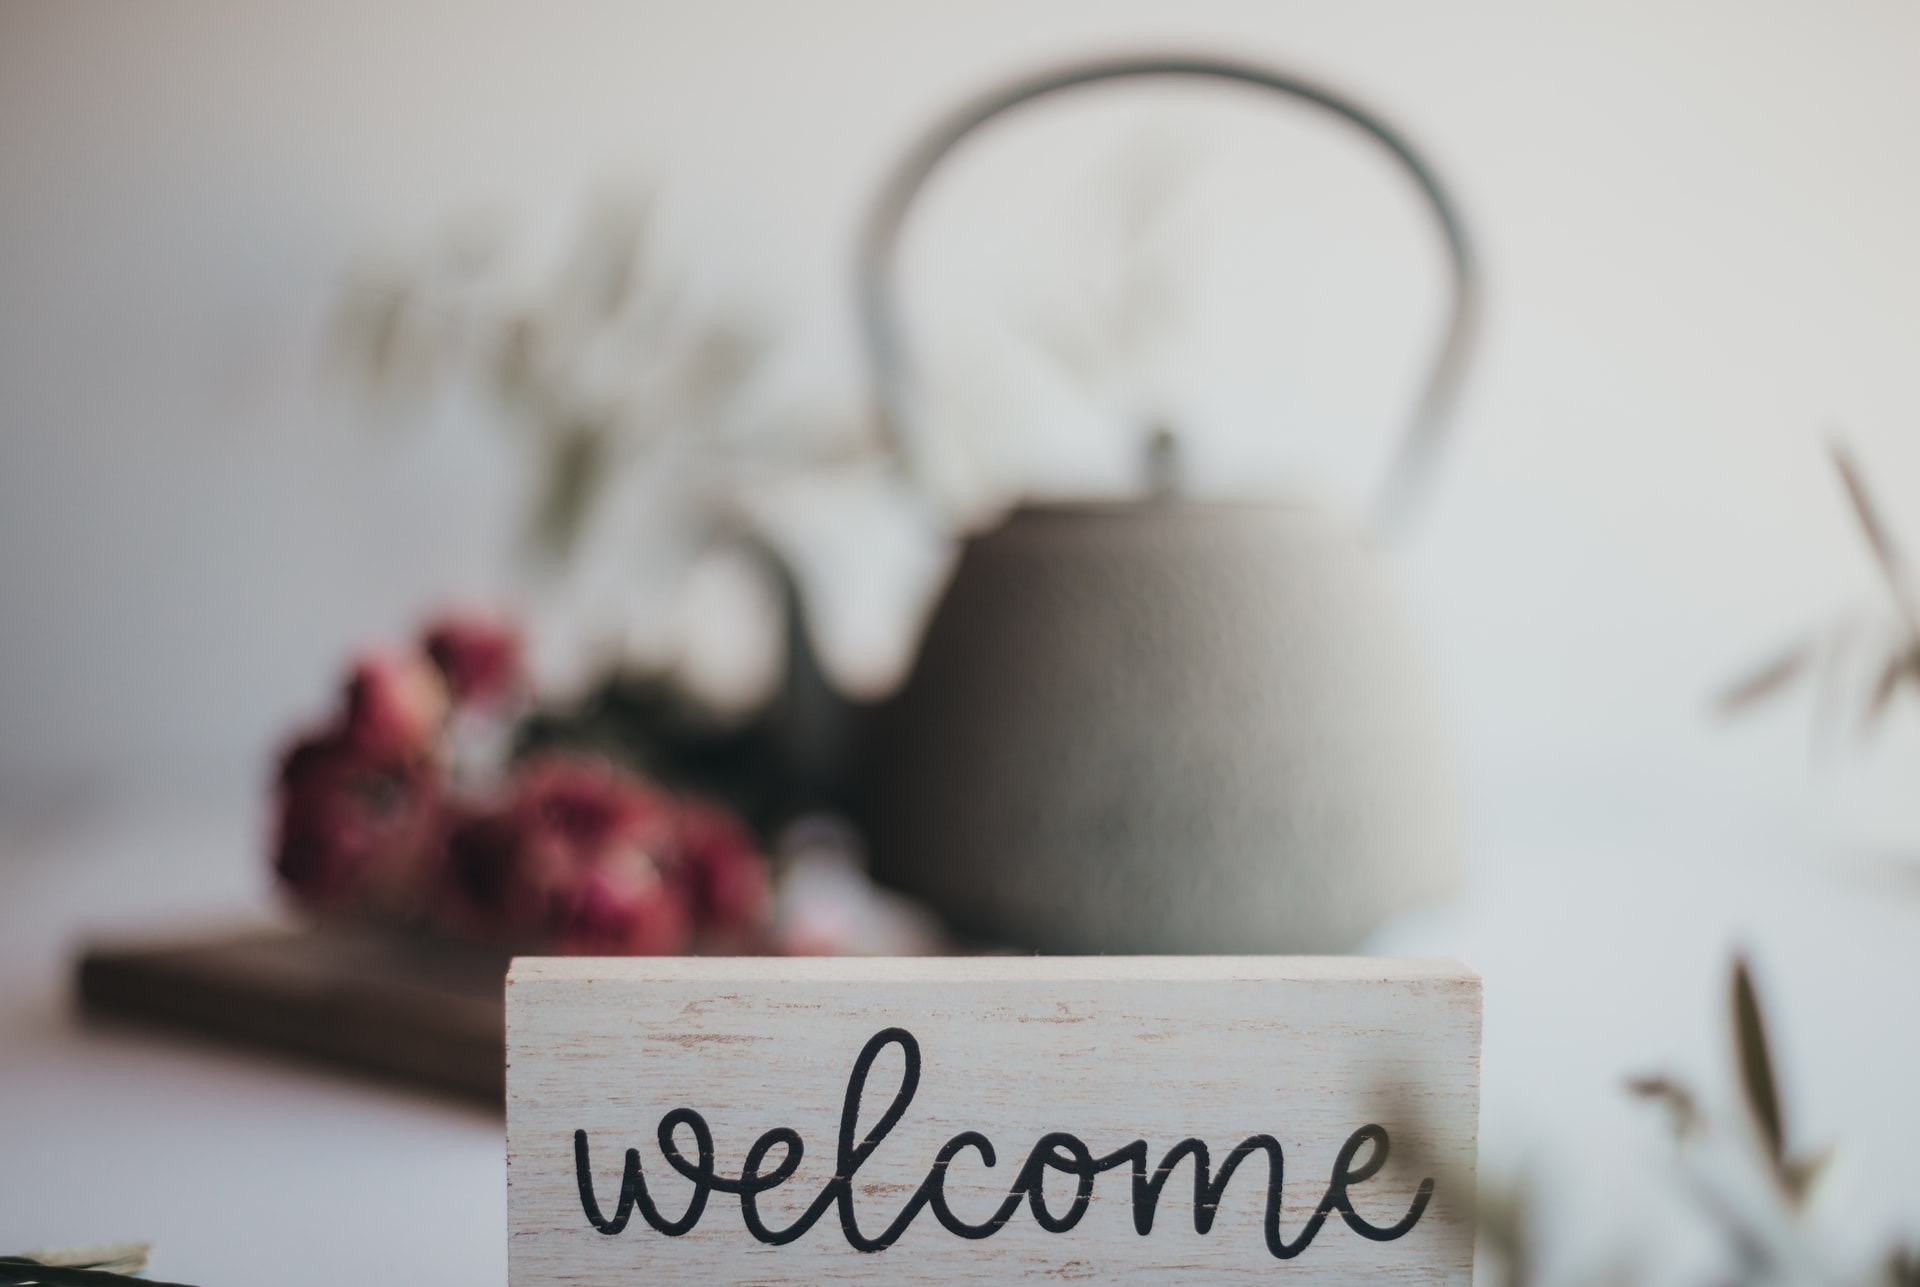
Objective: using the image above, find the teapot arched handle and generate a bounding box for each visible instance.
[856,54,1480,529]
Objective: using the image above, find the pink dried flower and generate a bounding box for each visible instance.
[677,801,771,946]
[438,802,524,932]
[274,729,440,916]
[441,754,695,954]
[342,650,448,762]
[550,851,692,955]
[510,755,678,883]
[422,613,522,710]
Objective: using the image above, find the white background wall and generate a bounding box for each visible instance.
[6,0,1920,866]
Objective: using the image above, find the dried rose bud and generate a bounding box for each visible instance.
[447,754,690,954]
[510,755,678,882]
[677,801,771,944]
[431,755,776,955]
[342,650,448,762]
[423,613,523,710]
[551,850,691,956]
[437,801,525,936]
[274,728,440,917]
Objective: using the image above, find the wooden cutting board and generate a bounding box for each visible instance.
[75,925,510,1104]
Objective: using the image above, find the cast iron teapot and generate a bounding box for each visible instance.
[848,55,1480,955]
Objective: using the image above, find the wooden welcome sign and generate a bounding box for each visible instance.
[506,956,1481,1284]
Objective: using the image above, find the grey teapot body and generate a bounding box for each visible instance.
[860,501,1460,953]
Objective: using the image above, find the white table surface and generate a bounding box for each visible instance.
[2,790,1917,1285]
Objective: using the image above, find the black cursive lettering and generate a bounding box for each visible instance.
[572,1026,1434,1259]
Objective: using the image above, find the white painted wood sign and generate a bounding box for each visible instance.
[506,956,1481,1285]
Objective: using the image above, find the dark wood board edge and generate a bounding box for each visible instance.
[75,929,507,1109]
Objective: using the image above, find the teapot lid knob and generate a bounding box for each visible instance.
[1144,424,1182,500]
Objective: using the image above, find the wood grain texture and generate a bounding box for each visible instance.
[507,956,1480,1285]
[78,926,507,1101]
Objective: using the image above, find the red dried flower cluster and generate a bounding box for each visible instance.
[271,614,770,954]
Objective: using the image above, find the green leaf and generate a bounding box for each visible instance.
[1863,647,1911,739]
[1832,440,1909,599]
[1715,640,1814,716]
[0,1248,144,1277]
[528,422,610,560]
[1731,955,1786,1174]
[1625,1072,1701,1139]
[1782,1146,1833,1205]
[0,1256,200,1287]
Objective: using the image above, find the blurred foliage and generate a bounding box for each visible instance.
[327,195,890,823]
[509,530,856,834]
[1720,441,1920,746]
[1478,955,1918,1287]
[1698,438,1920,1283]
[1022,133,1202,484]
[330,194,834,567]
[0,1244,199,1286]
[514,669,787,828]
